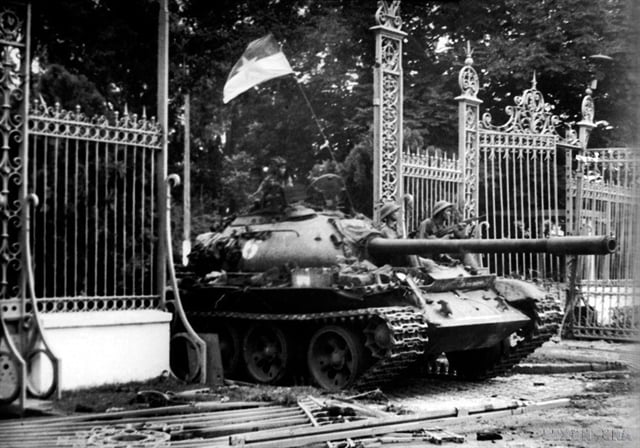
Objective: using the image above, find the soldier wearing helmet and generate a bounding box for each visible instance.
[418,200,456,239]
[418,199,479,270]
[251,156,293,210]
[377,201,401,239]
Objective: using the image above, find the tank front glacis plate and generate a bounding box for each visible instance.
[422,288,530,328]
[419,287,531,353]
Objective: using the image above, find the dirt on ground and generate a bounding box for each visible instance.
[14,339,640,447]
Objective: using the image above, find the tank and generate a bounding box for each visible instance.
[180,200,615,391]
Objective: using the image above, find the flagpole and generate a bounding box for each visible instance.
[292,78,356,212]
[293,81,332,155]
[221,33,357,212]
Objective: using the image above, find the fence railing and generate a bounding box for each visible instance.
[569,147,639,340]
[477,130,568,280]
[402,149,462,236]
[27,102,163,312]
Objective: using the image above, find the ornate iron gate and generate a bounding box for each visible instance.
[406,46,637,340]
[402,149,462,236]
[373,1,466,237]
[476,80,576,280]
[568,146,639,340]
[1,0,206,409]
[458,53,580,280]
[27,103,163,312]
[0,0,61,408]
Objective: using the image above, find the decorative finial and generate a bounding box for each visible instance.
[464,41,474,65]
[374,0,402,29]
[531,71,537,90]
[458,42,480,96]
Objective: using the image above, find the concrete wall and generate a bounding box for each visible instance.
[36,310,172,391]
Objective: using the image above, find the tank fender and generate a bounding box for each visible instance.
[493,278,546,302]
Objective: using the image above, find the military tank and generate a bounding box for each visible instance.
[179,189,615,391]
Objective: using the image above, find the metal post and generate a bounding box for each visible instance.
[564,87,596,335]
[19,0,33,412]
[157,0,169,305]
[575,88,596,234]
[182,93,191,266]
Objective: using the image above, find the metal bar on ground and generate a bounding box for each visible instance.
[230,399,570,447]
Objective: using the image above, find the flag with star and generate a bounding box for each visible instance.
[223,34,294,104]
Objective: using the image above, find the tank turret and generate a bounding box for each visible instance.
[179,204,616,391]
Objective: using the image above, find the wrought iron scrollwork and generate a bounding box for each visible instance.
[375,0,402,30]
[374,3,406,210]
[29,101,162,148]
[481,73,563,138]
[1,1,26,301]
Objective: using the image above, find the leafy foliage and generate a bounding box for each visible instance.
[30,0,638,220]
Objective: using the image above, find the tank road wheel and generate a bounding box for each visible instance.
[363,317,394,359]
[307,325,366,391]
[242,324,289,384]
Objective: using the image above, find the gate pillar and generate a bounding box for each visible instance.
[0,0,61,409]
[455,44,482,220]
[371,1,406,226]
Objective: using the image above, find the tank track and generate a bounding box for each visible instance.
[188,306,429,389]
[429,293,564,380]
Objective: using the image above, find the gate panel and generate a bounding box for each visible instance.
[402,149,462,236]
[27,103,162,312]
[478,129,567,280]
[475,77,575,280]
[570,147,639,340]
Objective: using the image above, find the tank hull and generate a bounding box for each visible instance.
[181,278,537,389]
[179,208,606,390]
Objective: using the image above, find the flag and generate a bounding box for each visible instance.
[223,34,294,104]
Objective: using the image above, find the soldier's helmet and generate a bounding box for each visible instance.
[379,201,400,221]
[432,200,453,218]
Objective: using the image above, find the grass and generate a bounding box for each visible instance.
[50,374,326,414]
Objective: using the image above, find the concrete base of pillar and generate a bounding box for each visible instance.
[36,310,172,391]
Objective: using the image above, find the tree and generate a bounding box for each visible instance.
[33,64,106,116]
[29,0,637,220]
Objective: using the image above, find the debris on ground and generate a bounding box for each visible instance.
[2,339,635,446]
[1,393,570,447]
[476,430,503,441]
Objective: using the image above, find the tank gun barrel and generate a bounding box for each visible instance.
[367,235,616,257]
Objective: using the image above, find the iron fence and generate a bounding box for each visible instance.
[27,102,163,312]
[569,147,639,340]
[402,149,462,236]
[477,128,569,281]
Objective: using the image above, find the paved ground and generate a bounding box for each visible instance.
[4,337,638,447]
[375,338,640,447]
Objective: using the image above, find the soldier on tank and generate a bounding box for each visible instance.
[377,201,401,239]
[251,156,293,211]
[418,199,479,270]
[418,200,463,239]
